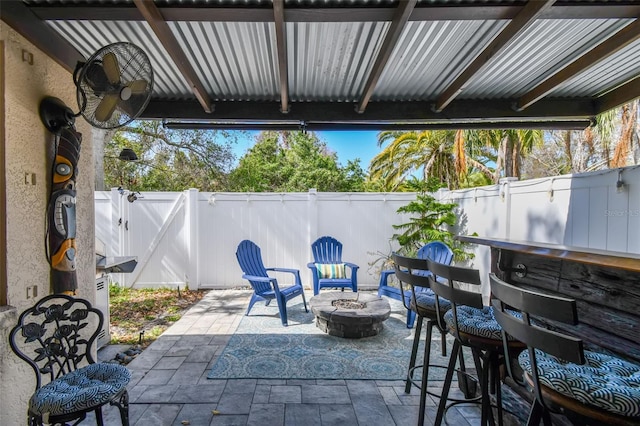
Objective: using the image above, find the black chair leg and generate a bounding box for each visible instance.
[405,314,424,394]
[527,399,545,426]
[434,339,461,426]
[456,346,477,399]
[417,320,434,425]
[112,389,130,426]
[96,406,105,426]
[492,353,503,426]
[480,351,498,426]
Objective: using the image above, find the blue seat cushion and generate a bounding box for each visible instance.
[30,363,131,417]
[519,350,640,417]
[444,306,519,341]
[410,288,451,313]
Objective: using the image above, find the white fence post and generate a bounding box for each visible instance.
[308,188,318,247]
[109,187,121,257]
[186,188,200,290]
[500,177,518,240]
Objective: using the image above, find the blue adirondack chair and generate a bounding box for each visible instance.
[307,236,359,296]
[377,241,454,328]
[236,240,308,326]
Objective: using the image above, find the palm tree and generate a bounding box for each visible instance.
[465,129,543,181]
[368,130,463,191]
[368,128,530,190]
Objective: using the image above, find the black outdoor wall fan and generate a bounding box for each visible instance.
[40,41,154,133]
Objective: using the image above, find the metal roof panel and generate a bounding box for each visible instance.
[170,21,279,101]
[373,20,507,101]
[461,18,633,99]
[551,38,640,97]
[287,21,389,102]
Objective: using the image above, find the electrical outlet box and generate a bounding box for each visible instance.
[24,172,36,185]
[26,285,38,299]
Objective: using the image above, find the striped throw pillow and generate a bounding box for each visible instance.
[316,263,346,279]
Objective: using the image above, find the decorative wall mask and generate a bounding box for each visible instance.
[47,126,82,294]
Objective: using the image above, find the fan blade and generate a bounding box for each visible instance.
[102,52,121,84]
[127,80,148,94]
[95,94,119,122]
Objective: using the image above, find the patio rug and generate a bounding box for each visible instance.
[208,296,464,380]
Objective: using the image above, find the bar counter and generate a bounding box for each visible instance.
[458,235,640,364]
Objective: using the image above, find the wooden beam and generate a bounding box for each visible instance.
[30,4,640,22]
[0,1,84,73]
[165,120,591,131]
[434,0,555,113]
[596,76,640,114]
[517,18,640,111]
[273,0,289,114]
[141,98,596,123]
[133,0,213,113]
[356,0,417,114]
[0,40,7,306]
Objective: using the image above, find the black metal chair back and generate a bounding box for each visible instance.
[10,294,103,388]
[490,273,640,426]
[426,258,483,342]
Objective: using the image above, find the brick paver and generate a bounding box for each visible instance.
[95,289,528,425]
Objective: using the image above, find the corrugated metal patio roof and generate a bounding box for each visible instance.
[3,0,640,130]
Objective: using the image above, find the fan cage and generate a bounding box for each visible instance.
[76,42,154,130]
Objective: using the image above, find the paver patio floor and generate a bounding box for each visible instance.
[96,289,526,425]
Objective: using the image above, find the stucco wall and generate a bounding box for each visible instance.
[0,22,96,425]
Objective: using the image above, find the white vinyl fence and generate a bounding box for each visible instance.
[96,165,640,296]
[95,190,417,290]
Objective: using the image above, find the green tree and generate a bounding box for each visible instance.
[392,178,472,261]
[103,121,240,191]
[228,131,366,192]
[523,103,638,178]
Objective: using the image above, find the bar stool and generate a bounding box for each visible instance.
[380,241,453,328]
[490,273,640,426]
[392,254,473,426]
[428,259,525,426]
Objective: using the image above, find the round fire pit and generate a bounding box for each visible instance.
[309,292,391,338]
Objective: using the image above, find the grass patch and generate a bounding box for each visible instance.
[109,285,206,346]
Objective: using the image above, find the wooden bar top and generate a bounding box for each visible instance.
[457,235,640,273]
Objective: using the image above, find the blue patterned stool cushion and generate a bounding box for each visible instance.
[411,288,451,312]
[444,306,519,341]
[30,363,131,416]
[519,350,640,417]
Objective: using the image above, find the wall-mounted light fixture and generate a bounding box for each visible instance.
[616,168,625,193]
[118,148,138,161]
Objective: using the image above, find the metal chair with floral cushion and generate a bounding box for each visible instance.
[9,294,131,426]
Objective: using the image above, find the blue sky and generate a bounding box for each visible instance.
[232,130,382,169]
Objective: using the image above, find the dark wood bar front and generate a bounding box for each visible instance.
[458,235,640,364]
